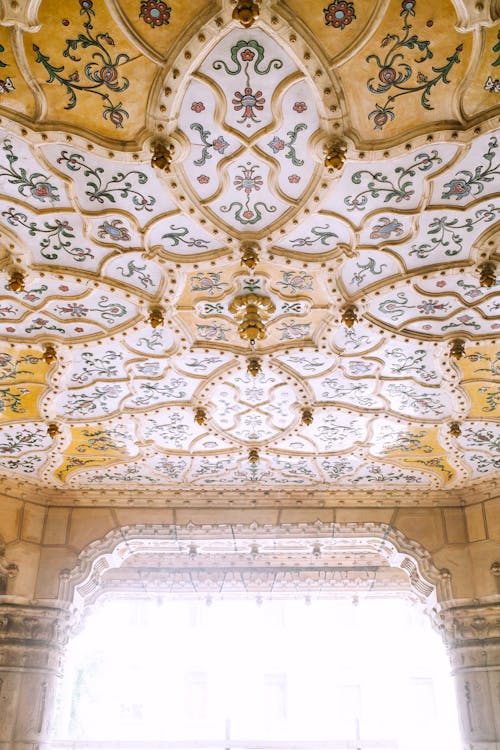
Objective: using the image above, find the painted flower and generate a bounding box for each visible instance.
[57,303,89,318]
[293,101,307,113]
[417,300,449,315]
[139,0,172,27]
[234,167,263,194]
[369,217,404,239]
[191,102,205,113]
[212,136,229,154]
[5,326,15,333]
[97,65,118,83]
[59,285,69,292]
[74,327,84,333]
[68,71,80,82]
[30,181,59,202]
[197,174,210,184]
[103,103,128,129]
[323,0,356,29]
[232,88,265,122]
[288,174,301,183]
[242,210,254,220]
[268,136,285,153]
[442,178,471,200]
[379,66,397,84]
[368,105,395,130]
[97,219,131,242]
[79,0,93,10]
[401,0,416,12]
[241,49,255,61]
[435,281,447,288]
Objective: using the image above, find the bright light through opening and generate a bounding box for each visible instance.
[56,596,462,750]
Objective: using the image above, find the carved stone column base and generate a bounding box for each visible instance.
[0,600,73,750]
[439,602,500,749]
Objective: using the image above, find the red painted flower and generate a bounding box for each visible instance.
[197,175,210,184]
[139,0,172,27]
[241,49,255,62]
[5,327,15,333]
[191,102,205,113]
[232,88,265,122]
[323,0,356,30]
[293,101,307,113]
[288,174,301,183]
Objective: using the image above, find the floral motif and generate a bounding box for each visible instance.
[232,87,265,123]
[350,257,388,288]
[33,0,130,128]
[221,163,276,225]
[97,219,131,242]
[190,124,229,167]
[369,217,404,239]
[197,174,209,184]
[70,351,123,384]
[267,124,307,167]
[139,0,171,27]
[290,225,338,247]
[162,225,209,249]
[345,150,441,211]
[442,137,499,201]
[323,1,356,30]
[277,271,313,294]
[409,205,499,258]
[191,101,205,113]
[276,320,311,340]
[196,323,230,341]
[0,139,59,204]
[366,1,462,129]
[288,174,300,183]
[116,260,154,290]
[2,208,92,263]
[57,151,155,210]
[213,39,282,130]
[190,272,228,295]
[293,101,307,113]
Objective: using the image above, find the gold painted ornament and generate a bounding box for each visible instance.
[248,448,259,464]
[324,141,347,173]
[450,339,466,360]
[151,141,174,172]
[478,261,497,288]
[148,307,164,328]
[7,269,25,292]
[241,244,259,270]
[247,357,262,377]
[194,407,207,426]
[47,423,60,438]
[229,293,275,344]
[43,344,57,365]
[232,0,260,27]
[341,305,358,328]
[301,408,313,426]
[449,422,461,438]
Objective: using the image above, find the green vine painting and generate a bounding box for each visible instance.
[366,0,462,129]
[33,0,130,128]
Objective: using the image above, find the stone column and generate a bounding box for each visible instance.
[439,602,500,750]
[0,599,73,750]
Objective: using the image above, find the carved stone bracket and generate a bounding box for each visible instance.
[0,539,19,595]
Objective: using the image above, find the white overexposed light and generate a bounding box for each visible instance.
[55,596,462,750]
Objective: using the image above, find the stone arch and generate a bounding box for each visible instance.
[58,522,451,616]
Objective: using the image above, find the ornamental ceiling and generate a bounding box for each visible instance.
[0,0,498,505]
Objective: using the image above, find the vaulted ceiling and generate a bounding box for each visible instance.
[0,0,498,505]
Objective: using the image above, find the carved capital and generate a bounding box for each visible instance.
[438,602,500,647]
[0,603,74,652]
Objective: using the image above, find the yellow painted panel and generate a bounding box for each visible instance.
[65,425,134,456]
[462,25,500,120]
[0,348,49,384]
[26,0,158,139]
[401,454,455,484]
[459,345,500,382]
[118,0,215,58]
[0,27,36,118]
[55,454,122,482]
[336,0,472,141]
[375,426,443,457]
[0,384,45,421]
[463,381,499,418]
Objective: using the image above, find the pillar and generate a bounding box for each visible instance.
[440,602,500,750]
[0,599,73,750]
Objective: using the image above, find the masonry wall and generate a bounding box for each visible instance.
[1,491,499,602]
